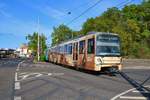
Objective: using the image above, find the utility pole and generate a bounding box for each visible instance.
[37,16,40,61]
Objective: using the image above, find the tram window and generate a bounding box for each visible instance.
[67,43,72,54]
[56,47,59,53]
[60,46,63,54]
[56,47,57,52]
[64,45,67,54]
[58,46,60,53]
[79,40,85,54]
[62,46,65,54]
[88,38,94,54]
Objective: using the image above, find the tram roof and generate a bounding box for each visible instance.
[50,32,118,49]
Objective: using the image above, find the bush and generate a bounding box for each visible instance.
[40,54,46,62]
[129,42,150,58]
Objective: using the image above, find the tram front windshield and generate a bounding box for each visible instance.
[96,46,120,56]
[96,34,120,56]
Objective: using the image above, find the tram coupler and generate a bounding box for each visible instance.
[108,67,118,73]
[104,67,118,76]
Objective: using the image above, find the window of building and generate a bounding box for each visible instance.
[79,40,85,54]
[87,38,94,54]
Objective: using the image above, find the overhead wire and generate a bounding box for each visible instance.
[67,0,94,14]
[66,0,103,25]
[66,0,135,26]
[117,0,135,8]
[115,0,130,8]
[49,0,136,46]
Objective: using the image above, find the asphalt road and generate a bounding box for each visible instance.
[0,58,23,100]
[0,58,150,100]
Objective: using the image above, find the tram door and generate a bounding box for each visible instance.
[73,42,78,65]
[78,40,86,67]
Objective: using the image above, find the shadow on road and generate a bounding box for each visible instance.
[118,71,150,98]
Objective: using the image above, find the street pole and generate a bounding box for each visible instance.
[37,16,40,61]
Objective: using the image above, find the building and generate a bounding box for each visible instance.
[16,44,32,58]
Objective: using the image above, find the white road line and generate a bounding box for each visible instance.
[16,60,24,71]
[111,88,135,100]
[111,85,150,100]
[14,96,21,100]
[48,73,52,76]
[15,82,20,90]
[15,72,18,82]
[17,72,64,82]
[124,66,150,70]
[19,72,28,75]
[14,60,25,100]
[120,96,147,100]
[132,90,149,93]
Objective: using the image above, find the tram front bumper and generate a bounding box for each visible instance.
[95,63,122,71]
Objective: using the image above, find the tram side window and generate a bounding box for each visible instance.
[88,38,94,54]
[64,45,67,54]
[60,46,63,54]
[67,43,72,54]
[58,46,60,53]
[79,40,85,54]
[56,47,58,53]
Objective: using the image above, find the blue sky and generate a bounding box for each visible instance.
[0,0,142,49]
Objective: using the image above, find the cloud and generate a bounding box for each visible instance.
[0,9,12,18]
[0,2,12,18]
[0,17,51,36]
[38,5,66,20]
[18,0,66,20]
[0,17,52,48]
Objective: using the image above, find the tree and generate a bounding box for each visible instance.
[50,0,150,58]
[81,18,96,34]
[51,24,73,46]
[26,32,47,59]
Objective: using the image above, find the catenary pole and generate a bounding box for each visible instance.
[37,16,40,61]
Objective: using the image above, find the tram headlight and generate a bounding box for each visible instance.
[97,58,100,62]
[97,58,102,64]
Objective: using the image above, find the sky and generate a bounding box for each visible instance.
[0,0,142,49]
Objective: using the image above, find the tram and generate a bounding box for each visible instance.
[47,32,122,71]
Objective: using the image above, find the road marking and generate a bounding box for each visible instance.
[48,73,52,75]
[133,90,149,93]
[14,60,25,100]
[111,85,150,100]
[17,72,64,81]
[111,88,135,100]
[15,82,20,90]
[120,96,147,99]
[16,61,24,71]
[15,72,18,82]
[124,66,150,70]
[19,72,28,75]
[22,73,42,80]
[14,96,21,100]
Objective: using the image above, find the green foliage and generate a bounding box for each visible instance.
[51,1,150,58]
[26,32,47,60]
[51,24,73,46]
[40,54,46,61]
